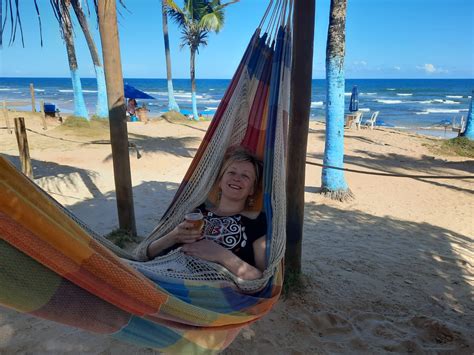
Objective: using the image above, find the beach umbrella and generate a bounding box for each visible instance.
[349,85,359,112]
[124,84,155,100]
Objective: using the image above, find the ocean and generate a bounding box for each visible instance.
[0,77,472,134]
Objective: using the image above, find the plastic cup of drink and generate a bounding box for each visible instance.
[184,209,204,231]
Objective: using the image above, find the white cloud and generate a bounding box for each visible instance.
[417,63,448,74]
[394,66,401,71]
[353,60,367,66]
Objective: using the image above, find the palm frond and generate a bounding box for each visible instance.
[0,0,26,47]
[33,0,44,47]
[200,12,223,32]
[166,0,186,25]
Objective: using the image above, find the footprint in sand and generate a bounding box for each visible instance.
[411,316,462,344]
[310,311,353,337]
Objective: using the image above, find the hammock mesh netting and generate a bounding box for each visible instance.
[0,1,293,352]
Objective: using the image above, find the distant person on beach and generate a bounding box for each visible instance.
[147,146,267,280]
[127,98,137,116]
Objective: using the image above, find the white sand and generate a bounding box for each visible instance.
[1,114,473,354]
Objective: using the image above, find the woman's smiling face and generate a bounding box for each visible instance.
[219,161,256,202]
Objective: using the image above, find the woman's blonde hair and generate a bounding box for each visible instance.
[216,146,263,195]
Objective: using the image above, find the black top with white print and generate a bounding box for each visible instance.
[198,204,267,267]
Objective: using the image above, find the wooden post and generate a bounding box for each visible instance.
[30,83,36,112]
[3,101,12,134]
[14,117,34,179]
[39,100,48,130]
[285,0,316,275]
[97,0,137,236]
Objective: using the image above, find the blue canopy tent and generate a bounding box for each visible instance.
[124,84,155,100]
[123,84,155,122]
[349,85,359,112]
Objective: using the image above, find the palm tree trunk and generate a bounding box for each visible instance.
[162,1,180,112]
[61,5,88,119]
[70,0,108,119]
[190,47,199,120]
[460,91,473,139]
[97,0,136,236]
[321,0,352,201]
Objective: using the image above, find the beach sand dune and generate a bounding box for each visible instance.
[0,114,472,354]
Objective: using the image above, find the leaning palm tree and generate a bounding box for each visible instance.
[321,0,352,200]
[51,0,89,119]
[70,0,108,118]
[166,0,239,120]
[161,1,180,112]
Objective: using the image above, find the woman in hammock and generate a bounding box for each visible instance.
[147,147,267,280]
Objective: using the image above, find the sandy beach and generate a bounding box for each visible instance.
[0,112,473,354]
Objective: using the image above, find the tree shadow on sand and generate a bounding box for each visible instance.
[2,154,104,199]
[307,151,474,195]
[227,202,473,354]
[96,133,201,162]
[66,180,180,237]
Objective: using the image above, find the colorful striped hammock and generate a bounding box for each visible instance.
[0,2,292,353]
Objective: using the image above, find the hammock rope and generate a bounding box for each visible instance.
[0,1,292,352]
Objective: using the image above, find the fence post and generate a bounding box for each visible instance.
[39,100,48,130]
[3,101,12,134]
[30,83,36,112]
[14,117,33,179]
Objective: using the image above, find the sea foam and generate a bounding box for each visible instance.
[376,99,403,104]
[311,101,324,108]
[397,93,413,96]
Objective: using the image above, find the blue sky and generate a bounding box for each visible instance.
[0,0,472,79]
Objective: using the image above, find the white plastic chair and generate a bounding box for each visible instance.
[353,111,363,130]
[362,111,379,130]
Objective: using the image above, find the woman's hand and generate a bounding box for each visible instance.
[181,239,230,263]
[171,221,204,244]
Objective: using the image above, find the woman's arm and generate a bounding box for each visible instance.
[147,221,203,259]
[181,236,266,280]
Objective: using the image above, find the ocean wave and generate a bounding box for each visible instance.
[174,93,204,99]
[359,108,370,112]
[433,99,460,104]
[34,89,45,92]
[82,90,97,93]
[376,99,403,104]
[59,89,73,93]
[311,101,323,108]
[0,88,14,91]
[418,108,467,114]
[396,93,413,96]
[146,91,168,95]
[387,88,396,91]
[344,93,351,96]
[416,99,460,105]
[201,99,221,103]
[363,92,377,95]
[205,106,218,110]
[446,95,462,99]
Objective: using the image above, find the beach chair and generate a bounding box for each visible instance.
[353,111,363,130]
[452,115,465,136]
[344,111,363,129]
[362,111,379,130]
